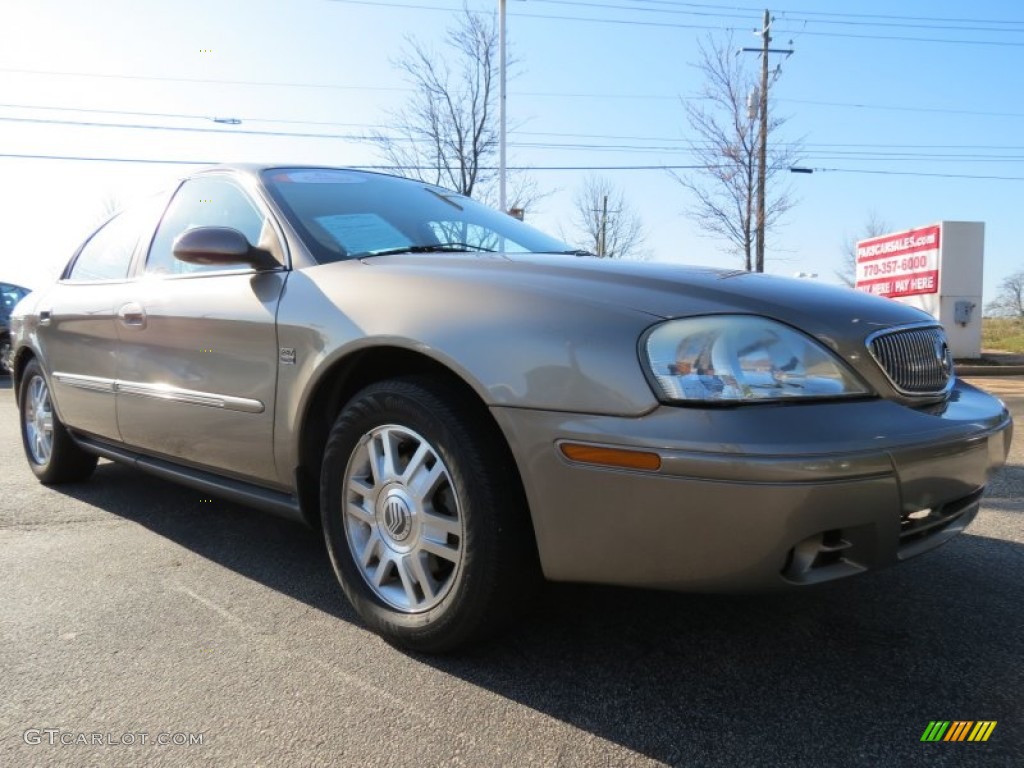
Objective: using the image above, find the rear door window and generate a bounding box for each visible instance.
[67,212,141,282]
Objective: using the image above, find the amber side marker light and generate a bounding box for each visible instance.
[559,443,662,471]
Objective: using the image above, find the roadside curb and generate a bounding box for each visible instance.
[956,365,1024,377]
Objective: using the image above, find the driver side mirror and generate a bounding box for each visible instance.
[172,227,279,270]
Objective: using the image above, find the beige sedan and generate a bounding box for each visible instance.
[9,165,1012,651]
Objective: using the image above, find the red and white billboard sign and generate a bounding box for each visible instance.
[855,225,940,298]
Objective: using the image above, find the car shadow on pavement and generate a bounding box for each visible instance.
[981,463,1024,514]
[57,460,1024,766]
[55,460,357,622]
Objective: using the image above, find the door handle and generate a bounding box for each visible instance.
[38,309,52,326]
[117,302,147,329]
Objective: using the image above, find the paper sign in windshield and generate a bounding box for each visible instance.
[315,214,411,255]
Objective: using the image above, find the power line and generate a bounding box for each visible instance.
[329,0,738,31]
[535,0,1024,33]
[9,57,1024,113]
[527,0,756,22]
[0,152,702,171]
[615,0,1024,27]
[325,0,1024,45]
[0,66,409,93]
[0,102,389,132]
[8,67,1024,116]
[0,114,381,141]
[0,152,215,166]
[10,113,1024,162]
[771,27,1024,47]
[6,100,1024,141]
[0,67,681,101]
[10,99,1024,142]
[803,167,1024,181]
[4,152,1024,179]
[776,98,1024,119]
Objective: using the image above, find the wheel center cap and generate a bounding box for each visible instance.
[378,489,414,543]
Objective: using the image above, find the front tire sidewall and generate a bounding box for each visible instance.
[321,381,504,651]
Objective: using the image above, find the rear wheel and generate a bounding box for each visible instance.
[19,359,97,483]
[320,376,539,652]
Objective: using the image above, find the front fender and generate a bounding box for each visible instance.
[272,262,662,479]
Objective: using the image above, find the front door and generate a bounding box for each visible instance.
[115,174,287,486]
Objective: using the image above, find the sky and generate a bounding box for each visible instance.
[2,0,1023,305]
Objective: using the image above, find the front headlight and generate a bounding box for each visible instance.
[643,315,871,403]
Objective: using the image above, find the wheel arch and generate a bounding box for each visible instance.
[10,346,37,399]
[293,346,534,538]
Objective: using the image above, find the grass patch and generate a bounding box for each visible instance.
[982,317,1024,353]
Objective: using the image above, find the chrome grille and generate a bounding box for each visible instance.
[868,325,953,395]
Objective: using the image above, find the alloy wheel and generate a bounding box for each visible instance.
[25,374,54,466]
[342,424,464,613]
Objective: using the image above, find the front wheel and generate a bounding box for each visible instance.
[19,359,97,483]
[320,377,539,652]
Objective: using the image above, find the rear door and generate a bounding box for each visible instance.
[36,203,159,440]
[115,173,288,485]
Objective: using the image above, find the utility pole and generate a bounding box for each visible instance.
[590,194,620,257]
[742,9,792,273]
[598,194,608,257]
[746,87,757,273]
[755,8,770,274]
[498,0,507,215]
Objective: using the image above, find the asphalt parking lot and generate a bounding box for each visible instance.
[2,376,1022,767]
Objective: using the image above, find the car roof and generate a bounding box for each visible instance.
[186,163,415,186]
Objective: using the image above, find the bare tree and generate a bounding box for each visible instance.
[837,210,892,287]
[570,176,646,259]
[481,167,549,219]
[672,33,799,271]
[91,193,122,225]
[986,270,1024,317]
[374,6,500,199]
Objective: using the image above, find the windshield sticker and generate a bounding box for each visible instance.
[315,214,412,254]
[273,170,368,184]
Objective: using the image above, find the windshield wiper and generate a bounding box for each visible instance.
[362,242,497,257]
[553,249,597,257]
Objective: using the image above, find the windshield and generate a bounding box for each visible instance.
[261,168,570,263]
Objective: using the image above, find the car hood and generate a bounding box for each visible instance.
[290,251,941,416]
[361,252,932,347]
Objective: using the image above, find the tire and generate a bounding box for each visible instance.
[320,376,539,653]
[19,359,98,484]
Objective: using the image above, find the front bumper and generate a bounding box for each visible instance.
[492,380,1012,590]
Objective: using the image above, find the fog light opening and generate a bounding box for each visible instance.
[783,528,860,584]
